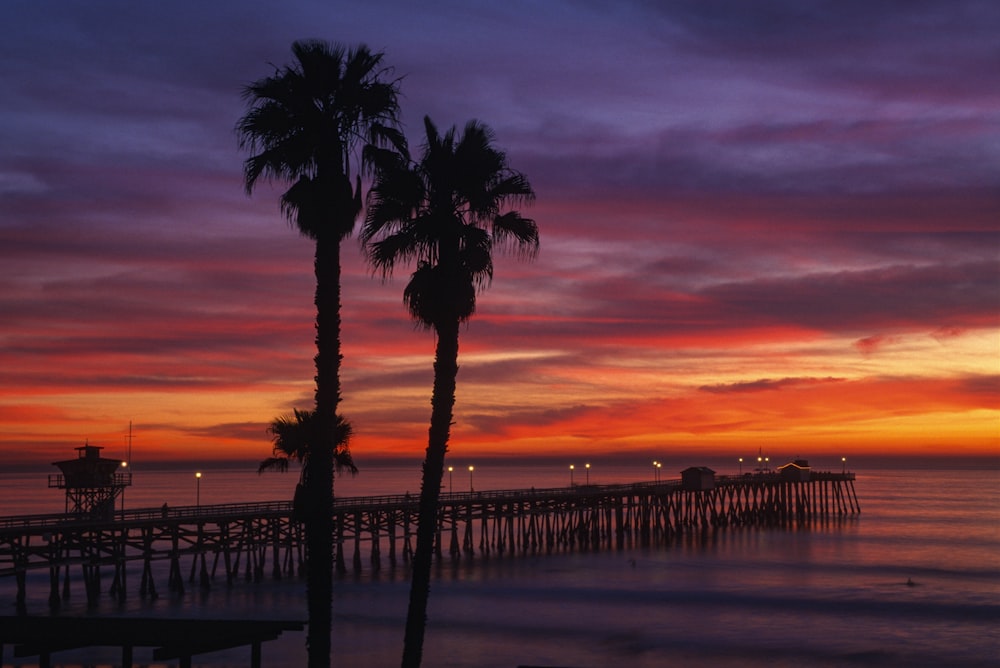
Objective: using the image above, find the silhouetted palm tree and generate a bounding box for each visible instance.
[363,116,537,668]
[237,40,404,668]
[259,410,357,474]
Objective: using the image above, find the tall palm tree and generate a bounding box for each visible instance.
[363,116,538,668]
[237,40,404,668]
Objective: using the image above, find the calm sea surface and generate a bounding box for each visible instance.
[1,461,998,667]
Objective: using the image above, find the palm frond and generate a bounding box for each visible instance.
[369,232,421,277]
[491,212,539,259]
[257,457,291,474]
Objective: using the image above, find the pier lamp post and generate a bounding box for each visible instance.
[195,471,202,507]
[652,461,658,483]
[448,466,453,494]
[739,458,743,475]
[585,463,591,485]
[120,461,128,513]
[469,465,474,492]
[569,464,575,486]
[842,457,846,474]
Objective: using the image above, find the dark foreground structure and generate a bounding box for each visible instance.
[1,470,859,611]
[0,615,303,667]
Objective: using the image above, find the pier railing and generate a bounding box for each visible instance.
[2,472,855,531]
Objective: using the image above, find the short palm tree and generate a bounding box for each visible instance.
[363,116,538,668]
[259,411,358,522]
[259,409,357,474]
[237,40,404,668]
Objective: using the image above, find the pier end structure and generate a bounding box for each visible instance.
[48,443,132,519]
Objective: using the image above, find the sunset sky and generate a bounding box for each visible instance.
[2,0,997,468]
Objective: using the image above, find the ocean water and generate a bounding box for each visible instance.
[1,462,998,667]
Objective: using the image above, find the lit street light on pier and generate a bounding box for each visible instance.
[842,457,846,474]
[739,458,743,475]
[469,465,474,492]
[195,471,202,507]
[120,461,128,513]
[585,463,591,485]
[448,466,453,494]
[569,464,575,486]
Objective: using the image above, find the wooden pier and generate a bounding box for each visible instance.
[0,472,859,609]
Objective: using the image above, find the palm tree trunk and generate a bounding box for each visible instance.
[307,231,341,668]
[401,317,460,668]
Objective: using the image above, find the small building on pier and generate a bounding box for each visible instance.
[49,442,131,518]
[777,459,811,482]
[681,466,716,491]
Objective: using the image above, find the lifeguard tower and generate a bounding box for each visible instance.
[49,442,132,518]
